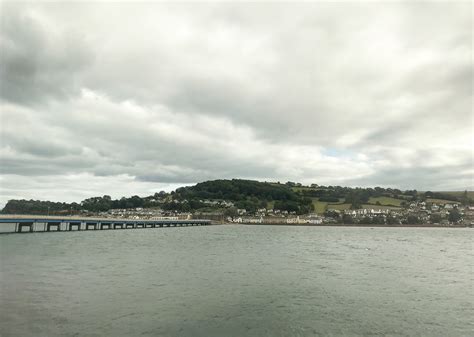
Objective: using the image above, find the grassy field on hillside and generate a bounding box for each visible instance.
[327,203,351,211]
[273,188,472,214]
[368,196,403,206]
[312,198,348,214]
[311,199,327,214]
[325,203,401,211]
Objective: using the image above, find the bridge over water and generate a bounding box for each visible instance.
[0,216,212,234]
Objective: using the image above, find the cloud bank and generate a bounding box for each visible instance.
[0,2,472,205]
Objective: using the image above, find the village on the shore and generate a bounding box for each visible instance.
[93,199,474,227]
[3,180,473,227]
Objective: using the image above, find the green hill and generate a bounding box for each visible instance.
[174,179,313,214]
[2,179,472,215]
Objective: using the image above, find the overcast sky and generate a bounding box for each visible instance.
[0,1,472,206]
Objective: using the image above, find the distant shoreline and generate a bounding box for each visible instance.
[230,223,470,228]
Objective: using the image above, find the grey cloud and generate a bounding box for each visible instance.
[346,163,473,192]
[0,155,92,176]
[0,2,472,205]
[0,3,93,105]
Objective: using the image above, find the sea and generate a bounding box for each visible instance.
[0,225,472,337]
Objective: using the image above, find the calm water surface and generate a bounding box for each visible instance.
[1,225,473,337]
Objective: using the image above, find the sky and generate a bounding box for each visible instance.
[0,1,472,206]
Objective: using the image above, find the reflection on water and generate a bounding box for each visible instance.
[1,225,473,336]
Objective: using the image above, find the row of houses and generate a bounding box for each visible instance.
[92,201,474,225]
[229,215,324,225]
[237,208,297,216]
[228,204,474,226]
[409,201,462,211]
[343,209,392,217]
[201,200,235,207]
[98,208,191,220]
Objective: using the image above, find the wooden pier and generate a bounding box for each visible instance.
[0,216,212,234]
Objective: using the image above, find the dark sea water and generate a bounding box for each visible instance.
[1,225,473,337]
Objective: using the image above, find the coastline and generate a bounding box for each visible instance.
[228,222,470,228]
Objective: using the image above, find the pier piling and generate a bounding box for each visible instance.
[47,222,61,232]
[113,223,124,229]
[86,222,97,230]
[69,222,81,231]
[18,222,34,233]
[100,223,112,230]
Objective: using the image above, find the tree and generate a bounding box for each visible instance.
[429,213,442,224]
[324,210,340,221]
[360,216,372,224]
[461,190,469,206]
[386,216,399,225]
[224,207,238,220]
[369,215,385,224]
[346,189,369,209]
[342,214,354,224]
[406,215,421,224]
[448,209,462,223]
[350,202,362,210]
